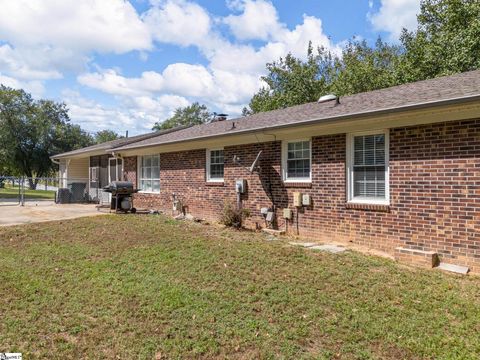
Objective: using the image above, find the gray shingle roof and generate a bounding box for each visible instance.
[52,70,480,159]
[114,70,480,151]
[51,126,188,159]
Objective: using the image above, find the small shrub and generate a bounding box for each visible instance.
[220,202,250,229]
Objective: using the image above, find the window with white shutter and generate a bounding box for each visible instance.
[347,131,389,204]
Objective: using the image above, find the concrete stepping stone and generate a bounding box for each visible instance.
[289,242,319,248]
[309,244,347,254]
[437,262,469,275]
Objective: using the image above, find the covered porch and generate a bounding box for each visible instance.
[57,154,124,205]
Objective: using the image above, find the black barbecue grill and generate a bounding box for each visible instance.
[103,181,138,213]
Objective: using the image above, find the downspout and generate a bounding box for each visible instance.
[65,159,71,188]
[50,158,62,190]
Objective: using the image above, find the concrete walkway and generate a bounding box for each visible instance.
[0,202,107,226]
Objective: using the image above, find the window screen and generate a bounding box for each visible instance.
[139,155,160,192]
[286,141,311,179]
[209,150,224,180]
[352,134,386,199]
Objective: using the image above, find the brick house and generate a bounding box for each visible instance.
[52,71,480,272]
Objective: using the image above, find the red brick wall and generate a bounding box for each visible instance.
[124,149,229,219]
[123,119,480,272]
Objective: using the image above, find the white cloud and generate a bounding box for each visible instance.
[77,63,261,112]
[74,0,341,132]
[62,89,189,134]
[0,0,151,54]
[368,0,420,40]
[143,0,211,47]
[208,17,338,79]
[217,3,338,75]
[0,44,63,81]
[0,0,346,133]
[224,0,281,41]
[0,73,45,97]
[78,69,164,97]
[0,0,151,83]
[274,15,335,55]
[162,63,215,97]
[142,0,337,75]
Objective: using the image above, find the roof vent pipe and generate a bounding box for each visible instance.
[318,94,340,105]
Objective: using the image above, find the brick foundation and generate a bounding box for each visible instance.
[123,119,480,273]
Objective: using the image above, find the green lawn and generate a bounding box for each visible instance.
[0,186,55,200]
[0,216,479,359]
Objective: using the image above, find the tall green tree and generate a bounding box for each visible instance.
[152,102,211,130]
[248,43,336,114]
[399,0,480,82]
[95,130,120,144]
[330,39,402,96]
[0,86,94,188]
[246,0,480,115]
[246,40,401,114]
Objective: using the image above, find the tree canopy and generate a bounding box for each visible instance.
[95,130,120,144]
[152,102,211,130]
[247,39,401,114]
[0,86,94,188]
[246,0,480,114]
[398,0,480,82]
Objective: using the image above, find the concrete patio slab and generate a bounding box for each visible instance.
[0,202,107,226]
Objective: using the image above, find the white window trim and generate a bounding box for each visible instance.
[346,130,390,205]
[282,139,312,183]
[206,148,225,182]
[137,154,161,194]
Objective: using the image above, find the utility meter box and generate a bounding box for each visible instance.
[173,200,182,211]
[266,211,274,222]
[293,192,302,207]
[302,194,311,206]
[283,208,293,219]
[235,179,246,193]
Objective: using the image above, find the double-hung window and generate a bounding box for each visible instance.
[283,140,311,182]
[207,149,224,182]
[138,154,160,193]
[347,131,389,204]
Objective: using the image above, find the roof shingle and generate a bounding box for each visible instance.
[51,126,188,159]
[114,70,480,151]
[52,70,480,158]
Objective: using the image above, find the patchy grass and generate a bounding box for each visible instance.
[0,215,479,359]
[0,185,55,200]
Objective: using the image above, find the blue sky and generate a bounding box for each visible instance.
[0,0,420,135]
